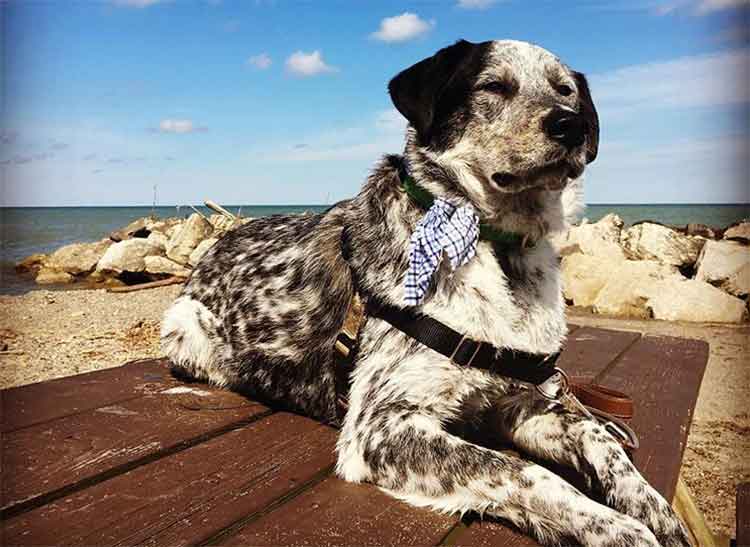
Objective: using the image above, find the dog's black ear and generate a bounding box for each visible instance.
[573,71,599,163]
[388,39,484,145]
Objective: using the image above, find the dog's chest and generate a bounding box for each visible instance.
[423,239,567,354]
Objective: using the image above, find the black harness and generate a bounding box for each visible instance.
[367,300,560,385]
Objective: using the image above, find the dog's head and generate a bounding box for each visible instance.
[389,39,598,227]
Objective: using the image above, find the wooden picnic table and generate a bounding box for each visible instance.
[1,325,709,547]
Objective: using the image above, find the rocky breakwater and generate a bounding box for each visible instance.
[554,215,750,323]
[16,212,250,289]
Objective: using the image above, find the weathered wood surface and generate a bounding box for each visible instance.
[0,326,709,547]
[738,483,750,547]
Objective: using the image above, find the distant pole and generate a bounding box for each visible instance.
[152,184,157,219]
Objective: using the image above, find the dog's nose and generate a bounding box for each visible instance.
[543,108,585,149]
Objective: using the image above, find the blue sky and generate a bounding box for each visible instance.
[2,0,748,206]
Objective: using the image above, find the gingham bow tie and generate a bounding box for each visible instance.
[403,197,480,306]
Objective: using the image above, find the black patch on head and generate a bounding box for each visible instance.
[388,39,490,150]
[572,71,599,163]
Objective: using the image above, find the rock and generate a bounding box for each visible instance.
[188,238,219,267]
[723,221,750,243]
[695,240,750,291]
[45,239,112,275]
[685,223,716,239]
[560,214,627,259]
[143,256,191,278]
[109,217,152,242]
[35,268,74,285]
[147,217,183,235]
[96,239,162,274]
[721,262,750,297]
[647,278,747,323]
[561,253,613,306]
[146,231,169,251]
[592,260,681,318]
[166,214,214,265]
[15,253,47,274]
[208,214,239,233]
[620,222,705,267]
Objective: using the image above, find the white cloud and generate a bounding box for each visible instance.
[285,50,337,77]
[250,110,406,162]
[457,0,497,9]
[247,53,272,70]
[590,49,750,120]
[371,13,435,43]
[112,0,168,7]
[586,136,750,203]
[158,119,206,134]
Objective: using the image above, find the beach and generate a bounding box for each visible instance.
[0,284,747,538]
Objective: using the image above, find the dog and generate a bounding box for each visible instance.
[161,39,692,547]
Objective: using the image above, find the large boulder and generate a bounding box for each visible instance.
[209,214,239,233]
[45,239,112,275]
[685,223,716,239]
[723,221,750,243]
[559,214,627,259]
[166,214,214,265]
[188,238,219,267]
[147,217,183,235]
[647,278,747,323]
[109,217,151,242]
[96,239,162,274]
[561,253,611,306]
[144,256,191,278]
[15,253,47,274]
[695,240,750,293]
[146,231,168,252]
[620,222,705,267]
[35,268,74,285]
[720,262,750,298]
[593,260,681,318]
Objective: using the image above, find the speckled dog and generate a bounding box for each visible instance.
[162,40,692,547]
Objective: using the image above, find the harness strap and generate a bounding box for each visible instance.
[367,299,560,386]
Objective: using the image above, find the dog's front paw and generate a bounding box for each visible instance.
[611,478,693,547]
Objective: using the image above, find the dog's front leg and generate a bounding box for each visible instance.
[499,388,693,547]
[339,419,661,547]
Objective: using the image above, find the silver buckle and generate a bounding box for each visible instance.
[535,367,570,400]
[450,335,482,367]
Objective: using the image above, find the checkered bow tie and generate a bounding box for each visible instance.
[403,197,480,306]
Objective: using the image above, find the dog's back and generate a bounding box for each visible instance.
[161,205,353,423]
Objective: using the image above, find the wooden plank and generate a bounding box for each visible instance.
[2,384,268,513]
[737,483,750,547]
[1,358,179,432]
[2,412,337,547]
[596,334,708,500]
[447,518,540,547]
[221,475,456,547]
[556,326,642,380]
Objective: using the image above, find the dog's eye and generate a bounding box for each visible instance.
[479,81,512,96]
[555,84,574,97]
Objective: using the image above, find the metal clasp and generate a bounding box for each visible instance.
[450,335,483,367]
[535,367,570,400]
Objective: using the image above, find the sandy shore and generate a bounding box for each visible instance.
[1,286,747,539]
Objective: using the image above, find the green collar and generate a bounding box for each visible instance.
[400,173,531,250]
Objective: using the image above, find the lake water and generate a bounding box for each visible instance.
[2,203,748,294]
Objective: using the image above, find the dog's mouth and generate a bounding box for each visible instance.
[491,158,583,194]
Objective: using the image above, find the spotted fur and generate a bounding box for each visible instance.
[162,40,692,546]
